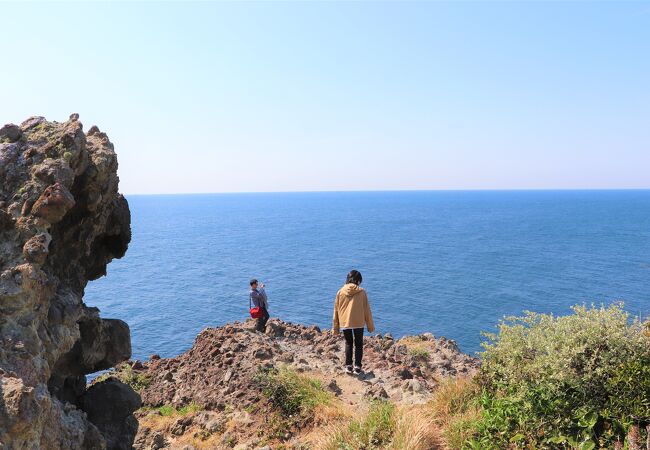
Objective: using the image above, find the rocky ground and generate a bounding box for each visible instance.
[0,116,137,449]
[115,318,479,450]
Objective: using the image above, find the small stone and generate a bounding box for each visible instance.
[253,348,272,360]
[326,379,342,396]
[131,360,143,370]
[398,366,413,380]
[364,384,389,399]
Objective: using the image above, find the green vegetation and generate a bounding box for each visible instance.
[255,366,331,421]
[434,303,650,449]
[139,402,202,417]
[408,347,430,360]
[94,364,152,394]
[160,402,202,416]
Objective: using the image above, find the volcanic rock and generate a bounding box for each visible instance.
[0,116,137,449]
[125,318,479,448]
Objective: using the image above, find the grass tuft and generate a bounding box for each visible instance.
[255,366,331,420]
[94,364,152,393]
[427,376,481,449]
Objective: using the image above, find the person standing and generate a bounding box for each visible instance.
[332,270,375,375]
[250,279,270,332]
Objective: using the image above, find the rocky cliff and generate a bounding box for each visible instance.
[0,116,138,449]
[117,319,479,449]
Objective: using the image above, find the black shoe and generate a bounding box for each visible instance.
[353,366,363,375]
[345,365,353,374]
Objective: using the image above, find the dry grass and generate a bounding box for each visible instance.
[311,401,441,450]
[388,404,442,450]
[427,376,481,449]
[400,336,436,360]
[312,397,353,426]
[173,432,225,450]
[137,412,177,432]
[137,403,227,450]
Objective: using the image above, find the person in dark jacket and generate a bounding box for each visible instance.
[250,279,270,332]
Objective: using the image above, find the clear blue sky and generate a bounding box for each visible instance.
[2,1,649,194]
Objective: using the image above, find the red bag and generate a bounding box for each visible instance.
[249,306,263,319]
[249,294,263,319]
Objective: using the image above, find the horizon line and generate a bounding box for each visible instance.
[121,187,650,196]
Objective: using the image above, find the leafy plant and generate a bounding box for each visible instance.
[461,303,650,448]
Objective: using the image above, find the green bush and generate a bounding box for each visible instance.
[254,366,330,420]
[465,303,650,449]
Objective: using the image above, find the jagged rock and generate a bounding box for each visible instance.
[137,318,477,407]
[0,116,135,449]
[120,317,479,448]
[22,232,51,264]
[0,123,22,142]
[364,383,389,399]
[31,182,76,223]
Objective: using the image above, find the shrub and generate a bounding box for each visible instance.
[254,366,331,421]
[466,303,650,448]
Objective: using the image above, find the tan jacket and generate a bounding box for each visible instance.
[332,283,375,333]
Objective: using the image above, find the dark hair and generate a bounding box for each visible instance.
[346,270,362,285]
[249,278,258,286]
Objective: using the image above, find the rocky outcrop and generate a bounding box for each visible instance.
[0,116,138,449]
[139,320,477,410]
[126,319,478,449]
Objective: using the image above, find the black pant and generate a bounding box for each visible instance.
[343,328,364,368]
[256,307,269,332]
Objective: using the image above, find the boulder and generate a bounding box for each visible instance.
[0,123,22,142]
[83,378,141,450]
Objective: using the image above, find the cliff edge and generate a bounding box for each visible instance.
[0,116,138,449]
[116,319,478,449]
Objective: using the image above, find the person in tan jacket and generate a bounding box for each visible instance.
[332,270,375,375]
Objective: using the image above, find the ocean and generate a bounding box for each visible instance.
[85,191,650,361]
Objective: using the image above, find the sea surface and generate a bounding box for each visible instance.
[86,191,650,361]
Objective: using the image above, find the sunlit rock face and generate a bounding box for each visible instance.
[0,115,138,449]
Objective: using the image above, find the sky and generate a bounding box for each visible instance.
[1,1,649,194]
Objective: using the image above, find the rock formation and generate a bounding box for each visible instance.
[0,116,138,449]
[123,319,479,449]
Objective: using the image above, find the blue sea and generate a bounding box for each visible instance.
[86,191,650,361]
